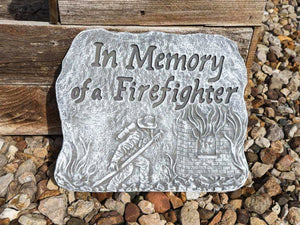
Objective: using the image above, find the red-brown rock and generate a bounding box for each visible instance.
[92,192,113,202]
[264,176,282,197]
[244,194,272,214]
[125,203,140,222]
[260,148,277,165]
[96,211,124,225]
[145,192,171,213]
[276,155,295,171]
[290,137,300,149]
[164,210,177,223]
[166,192,183,209]
[237,209,249,224]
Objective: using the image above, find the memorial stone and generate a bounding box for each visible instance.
[54,29,249,192]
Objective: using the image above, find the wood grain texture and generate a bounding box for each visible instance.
[246,26,263,76]
[58,0,265,26]
[245,26,263,113]
[0,0,49,21]
[0,20,253,85]
[0,85,61,135]
[49,0,58,24]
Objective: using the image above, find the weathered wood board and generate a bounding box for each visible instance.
[0,0,49,21]
[0,20,255,135]
[58,0,265,26]
[0,85,60,135]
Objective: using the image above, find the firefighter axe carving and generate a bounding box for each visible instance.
[94,131,161,186]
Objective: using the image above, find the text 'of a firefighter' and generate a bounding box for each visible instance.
[55,28,249,192]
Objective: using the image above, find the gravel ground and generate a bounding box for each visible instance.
[0,0,299,224]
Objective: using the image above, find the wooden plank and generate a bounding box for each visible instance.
[0,0,49,21]
[246,26,263,76]
[49,0,58,24]
[58,0,265,26]
[245,26,263,112]
[0,84,61,135]
[0,20,253,85]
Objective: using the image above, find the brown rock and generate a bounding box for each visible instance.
[38,190,61,200]
[67,218,85,225]
[242,187,256,196]
[15,140,27,151]
[145,192,170,213]
[267,124,284,141]
[198,208,214,220]
[180,202,200,225]
[262,211,278,224]
[268,50,277,62]
[230,188,243,199]
[220,193,229,205]
[6,181,20,202]
[92,192,113,202]
[250,217,267,225]
[237,209,249,224]
[252,98,265,109]
[271,140,284,153]
[208,211,222,225]
[244,194,272,214]
[180,192,187,203]
[246,152,258,164]
[251,162,272,178]
[264,176,282,197]
[138,200,155,214]
[96,211,124,225]
[0,198,5,207]
[0,219,10,225]
[219,209,236,225]
[265,107,275,118]
[290,137,300,149]
[164,210,177,223]
[251,127,266,139]
[229,199,243,209]
[286,207,300,225]
[139,213,166,225]
[124,203,140,222]
[260,148,277,165]
[75,192,90,201]
[276,155,295,171]
[212,193,221,204]
[166,193,183,209]
[19,181,37,202]
[248,115,260,127]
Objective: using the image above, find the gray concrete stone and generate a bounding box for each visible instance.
[55,29,248,192]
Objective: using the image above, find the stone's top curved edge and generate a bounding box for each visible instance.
[77,27,240,51]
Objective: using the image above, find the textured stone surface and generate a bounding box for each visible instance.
[0,208,19,221]
[55,28,248,192]
[145,192,170,213]
[244,194,272,214]
[139,213,166,225]
[104,198,125,216]
[67,200,94,219]
[138,200,155,215]
[124,203,140,222]
[0,173,13,197]
[96,211,124,225]
[38,195,67,225]
[180,202,200,225]
[18,214,47,225]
